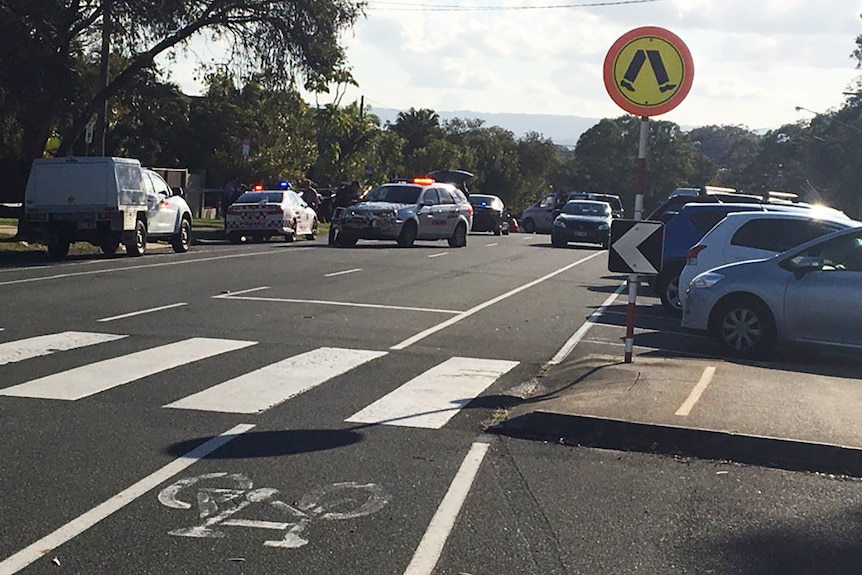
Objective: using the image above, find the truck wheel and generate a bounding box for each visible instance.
[47,236,70,259]
[100,240,119,256]
[125,219,147,257]
[171,218,191,253]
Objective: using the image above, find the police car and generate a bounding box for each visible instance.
[329,178,473,247]
[225,183,318,243]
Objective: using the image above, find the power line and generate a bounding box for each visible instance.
[366,0,663,12]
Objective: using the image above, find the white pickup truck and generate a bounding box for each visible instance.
[21,156,193,258]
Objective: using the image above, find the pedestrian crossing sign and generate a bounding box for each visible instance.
[604,26,693,117]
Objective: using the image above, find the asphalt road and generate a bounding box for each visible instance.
[1,233,860,574]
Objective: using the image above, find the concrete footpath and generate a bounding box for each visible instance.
[493,349,862,477]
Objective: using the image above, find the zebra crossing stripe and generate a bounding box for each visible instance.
[164,347,387,414]
[0,338,256,400]
[346,357,519,429]
[0,332,127,366]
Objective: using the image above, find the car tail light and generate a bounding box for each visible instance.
[466,204,473,215]
[687,244,707,264]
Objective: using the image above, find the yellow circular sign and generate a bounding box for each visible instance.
[604,27,693,116]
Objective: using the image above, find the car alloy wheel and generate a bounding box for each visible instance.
[713,297,775,358]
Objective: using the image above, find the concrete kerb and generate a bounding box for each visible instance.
[491,352,862,478]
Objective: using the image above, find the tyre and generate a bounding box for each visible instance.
[337,232,358,247]
[306,219,317,241]
[710,296,776,358]
[502,227,510,236]
[397,220,417,247]
[659,271,683,316]
[551,234,566,248]
[493,221,502,236]
[448,222,467,248]
[100,239,119,256]
[171,218,191,253]
[522,218,536,234]
[47,236,70,259]
[125,219,146,257]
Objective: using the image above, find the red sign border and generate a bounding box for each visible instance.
[603,26,694,117]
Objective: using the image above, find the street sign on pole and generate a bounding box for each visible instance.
[608,220,664,275]
[603,26,694,117]
[603,26,693,363]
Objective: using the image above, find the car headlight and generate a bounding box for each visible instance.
[690,272,725,289]
[553,218,566,228]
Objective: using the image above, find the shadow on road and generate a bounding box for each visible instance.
[165,428,364,459]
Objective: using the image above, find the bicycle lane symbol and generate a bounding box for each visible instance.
[157,472,390,549]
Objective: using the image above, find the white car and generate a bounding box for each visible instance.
[226,189,318,243]
[679,211,858,307]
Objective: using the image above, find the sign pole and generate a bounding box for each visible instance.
[624,116,649,363]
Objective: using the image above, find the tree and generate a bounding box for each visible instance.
[0,0,365,162]
[574,116,701,212]
[391,108,442,158]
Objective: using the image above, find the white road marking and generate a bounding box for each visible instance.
[547,283,626,366]
[0,338,256,400]
[0,331,126,366]
[391,251,604,350]
[324,268,362,277]
[675,366,717,417]
[403,442,490,575]
[222,519,290,530]
[0,249,312,287]
[346,357,519,429]
[486,242,498,247]
[97,302,188,322]
[216,294,462,315]
[165,347,387,414]
[427,252,448,258]
[0,423,255,575]
[212,286,271,299]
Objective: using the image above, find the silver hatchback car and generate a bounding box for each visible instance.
[329,179,473,247]
[682,226,862,357]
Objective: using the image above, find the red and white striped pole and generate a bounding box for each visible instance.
[624,115,649,363]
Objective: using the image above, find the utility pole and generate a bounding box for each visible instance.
[95,0,111,156]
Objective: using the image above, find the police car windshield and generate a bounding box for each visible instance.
[365,185,421,204]
[235,192,283,203]
[564,201,611,216]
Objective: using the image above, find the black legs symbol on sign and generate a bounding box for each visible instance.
[619,49,677,94]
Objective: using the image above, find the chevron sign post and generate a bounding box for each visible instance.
[607,219,665,363]
[608,220,664,275]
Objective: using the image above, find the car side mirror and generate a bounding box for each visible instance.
[784,256,823,279]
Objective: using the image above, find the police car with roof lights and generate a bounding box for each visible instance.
[328,178,473,247]
[225,182,318,243]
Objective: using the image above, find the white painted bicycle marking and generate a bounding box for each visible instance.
[158,473,390,550]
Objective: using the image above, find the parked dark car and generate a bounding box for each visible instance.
[551,200,612,248]
[469,194,509,235]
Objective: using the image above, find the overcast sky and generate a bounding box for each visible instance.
[167,0,861,133]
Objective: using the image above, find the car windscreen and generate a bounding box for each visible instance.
[563,202,611,216]
[364,185,421,204]
[235,192,283,203]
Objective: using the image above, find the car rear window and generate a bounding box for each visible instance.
[731,219,844,252]
[235,192,283,203]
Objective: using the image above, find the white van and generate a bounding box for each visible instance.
[22,157,193,258]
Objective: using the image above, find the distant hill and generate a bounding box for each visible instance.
[369,107,599,147]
